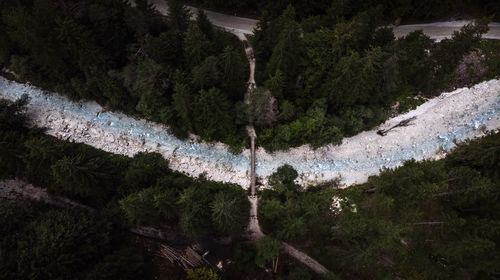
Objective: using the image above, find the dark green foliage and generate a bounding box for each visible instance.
[186,267,220,280]
[192,88,237,141]
[480,39,500,79]
[22,136,65,188]
[0,201,40,238]
[15,210,110,279]
[123,152,170,193]
[192,56,221,89]
[446,132,500,180]
[429,19,491,92]
[254,236,281,267]
[0,130,26,179]
[184,23,212,68]
[0,98,251,278]
[266,6,304,86]
[268,164,299,194]
[259,133,500,278]
[193,0,500,22]
[84,248,146,280]
[0,0,248,149]
[260,165,335,240]
[0,201,147,280]
[168,0,191,33]
[119,186,177,225]
[252,9,490,150]
[172,78,194,131]
[210,187,250,235]
[219,46,248,100]
[178,185,214,237]
[288,267,313,280]
[175,180,250,238]
[50,152,117,202]
[196,10,214,39]
[145,31,184,67]
[0,95,28,131]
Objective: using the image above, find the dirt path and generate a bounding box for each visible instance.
[228,27,330,275]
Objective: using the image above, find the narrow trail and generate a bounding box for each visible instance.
[228,27,330,274]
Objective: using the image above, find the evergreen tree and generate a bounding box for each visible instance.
[119,186,177,225]
[123,152,170,193]
[219,46,248,100]
[255,236,281,268]
[50,153,115,202]
[266,6,304,86]
[184,23,212,68]
[177,186,212,237]
[210,190,249,235]
[192,88,236,141]
[191,56,221,89]
[167,0,190,33]
[22,136,64,188]
[0,95,29,131]
[172,80,194,130]
[196,10,214,39]
[15,210,110,279]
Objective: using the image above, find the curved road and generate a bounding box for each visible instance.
[148,0,500,39]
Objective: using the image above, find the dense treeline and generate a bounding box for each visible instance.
[0,0,249,148]
[0,96,312,279]
[250,6,499,150]
[192,0,500,21]
[259,133,500,278]
[0,201,148,280]
[1,1,499,152]
[0,97,249,239]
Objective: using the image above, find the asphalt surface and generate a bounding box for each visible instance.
[148,1,500,40]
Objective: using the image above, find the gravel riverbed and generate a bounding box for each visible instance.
[1,77,499,188]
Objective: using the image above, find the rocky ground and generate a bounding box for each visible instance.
[258,79,500,187]
[0,77,251,186]
[1,77,499,188]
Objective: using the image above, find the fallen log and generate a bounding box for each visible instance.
[377,116,417,136]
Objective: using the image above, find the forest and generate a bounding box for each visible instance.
[1,0,499,151]
[258,133,500,278]
[0,0,250,149]
[250,8,500,150]
[1,0,500,278]
[0,97,251,279]
[190,0,500,21]
[2,95,499,279]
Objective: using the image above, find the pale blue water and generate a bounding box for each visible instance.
[1,76,499,185]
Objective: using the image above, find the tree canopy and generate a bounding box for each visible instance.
[258,133,500,278]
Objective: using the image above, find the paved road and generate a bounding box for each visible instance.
[392,21,500,40]
[148,1,500,40]
[148,0,257,34]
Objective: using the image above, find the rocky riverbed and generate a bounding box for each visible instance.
[1,77,499,188]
